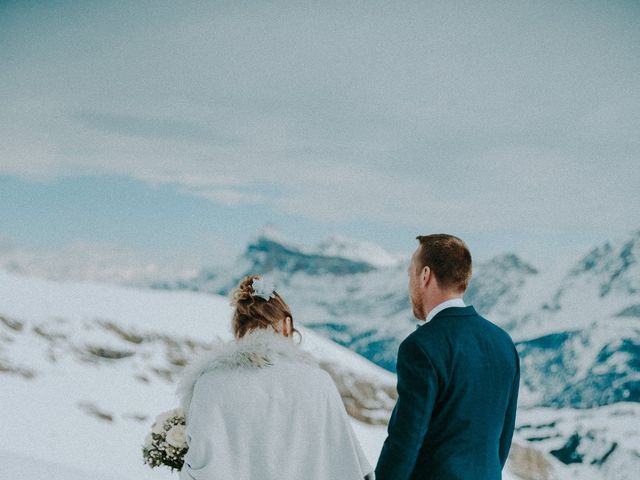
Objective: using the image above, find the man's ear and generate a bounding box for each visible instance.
[420,266,431,288]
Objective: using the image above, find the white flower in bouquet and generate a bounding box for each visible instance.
[142,407,188,471]
[166,425,187,448]
[154,410,173,425]
[151,420,166,434]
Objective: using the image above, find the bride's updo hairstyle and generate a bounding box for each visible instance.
[230,274,300,341]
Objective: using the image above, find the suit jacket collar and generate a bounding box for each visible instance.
[431,305,478,320]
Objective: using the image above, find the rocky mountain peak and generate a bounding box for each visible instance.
[242,234,377,277]
[463,253,539,316]
[316,235,404,269]
[488,253,539,275]
[567,229,639,297]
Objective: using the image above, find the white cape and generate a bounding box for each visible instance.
[175,328,375,480]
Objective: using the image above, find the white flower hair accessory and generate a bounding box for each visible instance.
[252,277,277,301]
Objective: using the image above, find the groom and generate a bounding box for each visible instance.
[376,234,520,480]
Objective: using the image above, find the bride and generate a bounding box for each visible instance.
[176,275,375,480]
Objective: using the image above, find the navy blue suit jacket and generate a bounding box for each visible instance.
[375,305,520,480]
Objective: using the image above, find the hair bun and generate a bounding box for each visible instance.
[230,274,259,306]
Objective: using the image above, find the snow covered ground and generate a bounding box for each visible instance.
[0,269,392,479]
[0,449,120,480]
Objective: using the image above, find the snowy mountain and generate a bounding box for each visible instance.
[150,230,417,370]
[316,235,405,268]
[0,238,202,287]
[516,403,640,480]
[514,229,640,338]
[151,230,552,371]
[463,253,540,330]
[150,228,640,479]
[0,269,558,480]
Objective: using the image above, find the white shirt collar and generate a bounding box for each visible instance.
[425,297,466,323]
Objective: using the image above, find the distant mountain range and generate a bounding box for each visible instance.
[149,227,640,479]
[151,228,640,394]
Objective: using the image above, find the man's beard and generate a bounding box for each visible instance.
[411,291,425,320]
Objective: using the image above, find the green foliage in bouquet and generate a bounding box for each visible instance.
[142,407,188,471]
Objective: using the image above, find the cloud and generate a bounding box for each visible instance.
[1,0,639,236]
[0,235,17,253]
[0,236,228,286]
[75,110,241,145]
[187,186,272,206]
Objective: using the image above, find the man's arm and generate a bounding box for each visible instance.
[375,336,439,480]
[499,349,520,468]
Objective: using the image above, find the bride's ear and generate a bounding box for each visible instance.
[282,316,292,337]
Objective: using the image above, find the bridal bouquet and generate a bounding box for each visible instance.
[142,407,188,471]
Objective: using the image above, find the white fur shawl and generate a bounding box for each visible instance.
[175,328,314,421]
[174,327,375,480]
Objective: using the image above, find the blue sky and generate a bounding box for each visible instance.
[1,0,639,273]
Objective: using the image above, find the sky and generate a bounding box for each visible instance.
[1,0,639,278]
